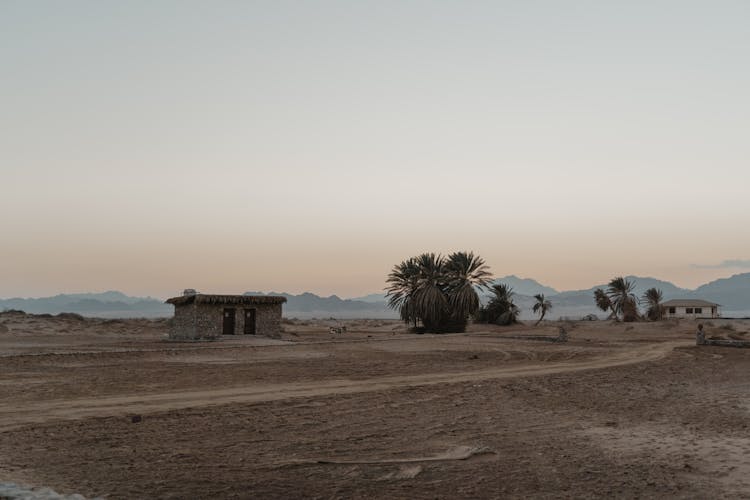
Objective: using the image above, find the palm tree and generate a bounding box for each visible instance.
[532,293,552,325]
[385,251,493,333]
[607,277,639,322]
[444,251,492,326]
[477,283,520,325]
[641,287,664,321]
[385,257,420,327]
[594,288,616,319]
[412,253,449,331]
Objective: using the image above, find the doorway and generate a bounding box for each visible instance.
[244,308,256,335]
[223,308,236,335]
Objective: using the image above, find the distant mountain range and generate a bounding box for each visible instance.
[3,273,750,319]
[487,275,561,297]
[244,291,392,319]
[0,291,172,318]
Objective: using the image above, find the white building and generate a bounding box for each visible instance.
[662,299,720,319]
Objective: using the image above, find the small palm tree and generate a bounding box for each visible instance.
[532,293,552,325]
[478,283,520,325]
[594,288,615,319]
[607,277,639,322]
[641,287,664,321]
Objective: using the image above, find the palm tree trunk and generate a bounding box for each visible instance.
[535,312,545,326]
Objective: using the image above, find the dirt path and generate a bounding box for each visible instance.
[0,340,688,432]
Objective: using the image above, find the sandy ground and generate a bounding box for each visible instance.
[1,312,750,499]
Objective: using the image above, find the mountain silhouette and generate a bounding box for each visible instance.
[2,274,749,319]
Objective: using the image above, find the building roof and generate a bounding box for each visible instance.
[166,294,287,306]
[662,299,720,307]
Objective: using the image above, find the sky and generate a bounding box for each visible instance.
[2,0,750,299]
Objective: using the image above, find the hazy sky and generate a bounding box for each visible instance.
[2,1,750,299]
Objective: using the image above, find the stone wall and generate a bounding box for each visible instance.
[170,302,198,339]
[697,335,750,348]
[228,303,282,338]
[195,303,223,339]
[254,303,283,339]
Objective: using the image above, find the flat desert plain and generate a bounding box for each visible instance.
[1,312,750,499]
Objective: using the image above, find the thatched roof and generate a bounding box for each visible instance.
[166,294,286,306]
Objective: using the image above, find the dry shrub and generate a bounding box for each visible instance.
[719,323,736,332]
[57,312,85,321]
[549,319,575,331]
[0,309,26,316]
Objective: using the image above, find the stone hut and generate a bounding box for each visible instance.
[166,292,286,340]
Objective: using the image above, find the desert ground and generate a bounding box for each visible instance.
[1,312,750,499]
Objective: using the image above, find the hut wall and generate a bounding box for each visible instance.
[195,303,223,339]
[218,303,283,338]
[665,306,720,320]
[254,303,283,338]
[170,303,197,339]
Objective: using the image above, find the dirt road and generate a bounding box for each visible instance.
[0,339,687,432]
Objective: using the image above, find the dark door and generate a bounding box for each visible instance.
[223,308,236,335]
[244,309,256,335]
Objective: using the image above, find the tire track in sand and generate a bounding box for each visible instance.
[0,340,689,432]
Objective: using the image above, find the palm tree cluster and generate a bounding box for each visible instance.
[474,283,521,326]
[385,252,492,333]
[593,276,665,322]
